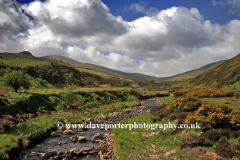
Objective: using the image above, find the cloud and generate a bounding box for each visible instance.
[212,0,240,15]
[124,2,159,16]
[1,0,240,77]
[0,0,32,52]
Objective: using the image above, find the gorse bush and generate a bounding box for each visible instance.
[173,88,240,98]
[165,97,203,112]
[185,101,240,131]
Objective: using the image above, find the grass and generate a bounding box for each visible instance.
[112,112,202,160]
[159,96,175,104]
[201,97,240,112]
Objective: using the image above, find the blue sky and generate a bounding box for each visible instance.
[17,0,239,25]
[1,0,240,77]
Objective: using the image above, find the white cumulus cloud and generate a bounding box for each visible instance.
[0,0,240,77]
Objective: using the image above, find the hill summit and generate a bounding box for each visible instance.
[18,51,33,56]
[190,53,240,88]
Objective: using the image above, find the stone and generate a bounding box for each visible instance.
[70,136,78,142]
[27,113,35,120]
[100,155,107,160]
[77,136,86,142]
[69,148,82,156]
[91,133,104,142]
[41,151,57,159]
[57,151,63,155]
[63,129,74,135]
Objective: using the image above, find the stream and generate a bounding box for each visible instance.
[17,98,162,160]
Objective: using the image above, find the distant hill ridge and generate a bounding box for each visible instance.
[0,51,226,82]
[42,55,225,82]
[190,53,240,87]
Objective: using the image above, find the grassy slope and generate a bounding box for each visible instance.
[190,53,240,87]
[42,55,168,82]
[112,113,202,160]
[167,61,225,81]
[43,55,226,83]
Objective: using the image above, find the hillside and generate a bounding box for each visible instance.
[190,53,240,87]
[42,55,168,82]
[0,52,113,88]
[167,60,225,81]
[42,55,225,82]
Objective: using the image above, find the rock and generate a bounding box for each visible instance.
[95,139,102,143]
[27,113,35,120]
[53,155,59,160]
[70,136,78,142]
[83,147,92,152]
[77,136,86,142]
[57,151,63,155]
[100,155,107,160]
[36,112,42,117]
[2,115,18,123]
[63,129,74,135]
[41,151,57,159]
[91,133,104,142]
[69,148,82,156]
[51,132,60,137]
[82,127,89,131]
[58,141,62,145]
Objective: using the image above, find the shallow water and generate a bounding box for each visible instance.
[17,98,161,160]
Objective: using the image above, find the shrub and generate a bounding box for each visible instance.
[165,97,202,112]
[185,101,240,131]
[1,69,31,92]
[215,136,233,158]
[173,88,240,98]
[120,80,131,87]
[203,129,229,142]
[61,90,78,105]
[180,135,204,149]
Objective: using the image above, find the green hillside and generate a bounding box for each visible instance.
[190,53,240,88]
[43,55,225,82]
[42,55,167,82]
[0,52,109,88]
[167,60,225,81]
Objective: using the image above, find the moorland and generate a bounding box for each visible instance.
[0,51,240,160]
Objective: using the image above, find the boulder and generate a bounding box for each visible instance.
[100,155,107,160]
[91,133,104,142]
[35,112,42,117]
[77,136,86,142]
[41,151,57,159]
[27,113,35,120]
[70,136,78,142]
[63,130,74,135]
[69,148,82,156]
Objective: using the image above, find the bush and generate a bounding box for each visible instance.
[227,74,240,85]
[203,129,229,142]
[1,69,31,92]
[180,135,204,149]
[120,80,131,87]
[61,90,78,105]
[215,136,232,158]
[165,97,202,112]
[173,88,240,98]
[185,101,240,131]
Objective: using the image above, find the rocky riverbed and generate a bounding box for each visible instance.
[17,98,163,160]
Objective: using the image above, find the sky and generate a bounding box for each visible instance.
[1,0,240,77]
